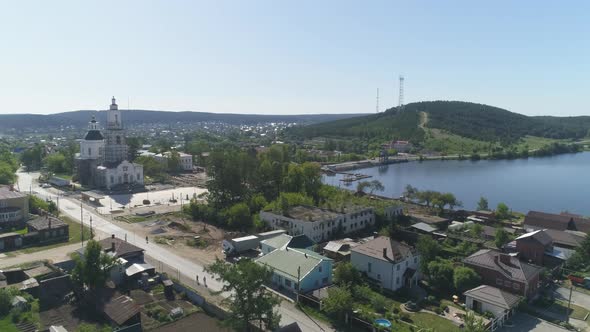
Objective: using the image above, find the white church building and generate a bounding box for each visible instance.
[76,97,144,190]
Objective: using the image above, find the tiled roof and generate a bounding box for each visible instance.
[515,230,553,246]
[544,229,586,248]
[464,285,522,310]
[463,249,542,282]
[27,217,67,231]
[103,295,140,326]
[256,248,330,280]
[352,236,415,263]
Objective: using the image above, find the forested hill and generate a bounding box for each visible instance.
[0,110,365,131]
[287,101,590,143]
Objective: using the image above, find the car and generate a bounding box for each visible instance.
[41,183,51,188]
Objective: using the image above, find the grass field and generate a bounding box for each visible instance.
[0,316,18,332]
[553,300,589,320]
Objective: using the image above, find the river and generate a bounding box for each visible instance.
[323,152,590,216]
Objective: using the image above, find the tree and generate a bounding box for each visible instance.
[453,267,481,293]
[224,202,252,230]
[567,231,590,270]
[29,195,49,214]
[416,235,442,273]
[334,262,361,286]
[135,156,166,179]
[495,202,511,219]
[463,311,487,332]
[477,196,489,211]
[167,151,182,173]
[43,152,67,174]
[0,288,11,316]
[323,286,353,319]
[0,161,16,185]
[494,228,510,248]
[403,185,419,201]
[441,192,461,210]
[206,259,281,331]
[72,240,118,291]
[427,259,454,290]
[470,223,484,238]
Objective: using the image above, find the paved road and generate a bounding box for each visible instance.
[554,286,590,310]
[15,171,333,332]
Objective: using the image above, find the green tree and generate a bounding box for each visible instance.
[477,196,489,211]
[494,228,510,249]
[43,152,67,174]
[323,286,353,319]
[167,151,182,173]
[453,267,481,293]
[416,235,442,273]
[403,185,419,201]
[567,231,590,270]
[225,202,252,230]
[334,262,361,286]
[427,259,454,289]
[29,195,49,214]
[495,202,511,219]
[0,161,16,185]
[0,288,11,316]
[206,259,281,331]
[72,240,118,292]
[21,144,44,170]
[77,324,112,332]
[135,156,166,179]
[441,192,462,210]
[470,223,484,238]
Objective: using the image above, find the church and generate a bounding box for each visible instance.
[76,97,144,190]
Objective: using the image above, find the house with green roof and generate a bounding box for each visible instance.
[255,247,333,294]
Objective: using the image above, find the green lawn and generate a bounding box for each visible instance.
[17,215,91,254]
[518,136,568,150]
[411,312,460,332]
[0,316,18,332]
[553,300,589,320]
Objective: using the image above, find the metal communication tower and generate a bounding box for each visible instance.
[376,88,380,113]
[398,75,404,111]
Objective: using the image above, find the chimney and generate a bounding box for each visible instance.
[499,254,511,265]
[111,234,115,239]
[383,248,387,258]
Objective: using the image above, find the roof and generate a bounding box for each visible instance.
[277,322,303,332]
[289,235,315,249]
[98,236,144,258]
[516,230,553,246]
[27,217,67,231]
[524,211,590,233]
[0,232,21,239]
[261,234,292,250]
[544,229,586,248]
[323,241,344,253]
[84,130,104,141]
[102,295,140,326]
[410,222,437,233]
[463,249,542,282]
[125,262,155,277]
[49,326,68,332]
[24,265,53,279]
[409,214,449,224]
[0,187,27,200]
[464,285,522,310]
[256,248,330,280]
[352,236,416,263]
[286,205,341,222]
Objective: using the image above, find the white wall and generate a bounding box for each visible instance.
[351,250,420,291]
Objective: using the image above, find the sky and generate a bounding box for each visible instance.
[1,1,590,116]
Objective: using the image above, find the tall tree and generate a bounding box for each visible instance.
[323,286,353,320]
[476,196,489,211]
[206,259,281,331]
[72,240,117,292]
[334,262,361,286]
[416,235,442,273]
[494,228,510,249]
[427,259,454,290]
[463,311,487,332]
[453,267,481,293]
[495,202,511,219]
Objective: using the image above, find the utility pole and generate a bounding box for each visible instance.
[376,88,380,113]
[90,216,93,239]
[398,75,405,112]
[567,279,573,324]
[80,201,84,247]
[297,266,301,303]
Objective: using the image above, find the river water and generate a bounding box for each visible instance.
[323,152,590,216]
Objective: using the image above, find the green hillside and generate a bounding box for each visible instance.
[287,101,590,146]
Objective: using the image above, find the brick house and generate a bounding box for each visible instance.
[463,249,543,299]
[515,230,553,266]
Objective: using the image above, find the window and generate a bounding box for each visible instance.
[396,277,400,284]
[406,261,408,267]
[414,257,417,264]
[285,279,291,287]
[397,264,400,271]
[88,147,91,156]
[377,274,381,280]
[136,173,140,180]
[110,175,114,184]
[368,262,372,273]
[116,136,121,144]
[513,283,520,290]
[319,266,323,273]
[496,278,503,286]
[322,277,328,284]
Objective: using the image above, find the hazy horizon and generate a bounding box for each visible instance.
[2,1,590,116]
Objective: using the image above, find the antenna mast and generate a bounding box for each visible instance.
[398,75,404,111]
[376,88,380,113]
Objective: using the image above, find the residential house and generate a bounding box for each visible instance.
[0,185,29,228]
[260,234,314,255]
[515,230,553,266]
[27,216,69,243]
[524,211,590,234]
[543,229,586,249]
[256,248,332,294]
[480,225,516,241]
[154,151,193,171]
[463,249,543,299]
[101,293,141,327]
[351,236,420,291]
[408,214,450,229]
[0,233,22,251]
[383,205,403,220]
[260,205,375,243]
[464,285,522,331]
[322,238,358,260]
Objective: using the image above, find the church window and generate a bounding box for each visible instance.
[110,176,114,184]
[136,173,140,180]
[116,136,121,144]
[88,147,91,156]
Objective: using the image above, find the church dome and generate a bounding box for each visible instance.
[84,130,104,141]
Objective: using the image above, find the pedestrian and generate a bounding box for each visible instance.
[196,275,199,285]
[146,236,149,244]
[203,276,207,288]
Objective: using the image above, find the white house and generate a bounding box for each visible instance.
[256,248,332,294]
[464,285,522,331]
[154,151,193,171]
[260,205,375,243]
[351,236,420,291]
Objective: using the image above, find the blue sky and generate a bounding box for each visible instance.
[1,1,589,116]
